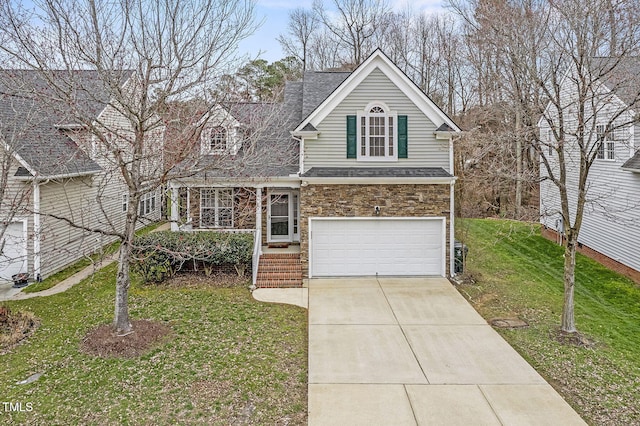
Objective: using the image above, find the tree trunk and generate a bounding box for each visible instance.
[515,109,523,217]
[113,214,137,334]
[561,234,577,333]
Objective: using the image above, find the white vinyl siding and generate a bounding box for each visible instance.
[303,68,449,172]
[38,175,159,279]
[540,76,640,273]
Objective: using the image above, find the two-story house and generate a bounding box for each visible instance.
[168,49,460,287]
[539,57,640,282]
[0,70,162,283]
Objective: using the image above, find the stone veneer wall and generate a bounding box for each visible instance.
[300,183,451,278]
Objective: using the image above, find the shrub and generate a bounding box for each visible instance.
[131,231,253,283]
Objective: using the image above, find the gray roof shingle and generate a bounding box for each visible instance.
[301,71,350,119]
[0,70,131,177]
[0,91,102,177]
[622,150,640,171]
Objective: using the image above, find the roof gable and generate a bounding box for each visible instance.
[294,49,461,133]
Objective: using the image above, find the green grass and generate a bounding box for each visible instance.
[457,219,640,425]
[0,267,307,424]
[23,222,165,294]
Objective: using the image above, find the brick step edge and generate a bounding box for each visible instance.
[256,281,303,288]
[258,264,303,271]
[257,273,303,280]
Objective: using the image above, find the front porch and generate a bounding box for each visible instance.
[168,183,303,288]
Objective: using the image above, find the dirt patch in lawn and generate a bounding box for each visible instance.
[80,319,173,358]
[0,306,39,354]
[551,328,597,349]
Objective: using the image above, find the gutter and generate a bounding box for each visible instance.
[14,169,102,182]
[300,176,457,185]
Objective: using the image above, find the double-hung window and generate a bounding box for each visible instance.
[596,124,615,160]
[200,188,233,228]
[139,191,156,216]
[357,103,398,161]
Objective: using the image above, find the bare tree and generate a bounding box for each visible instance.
[452,0,640,333]
[312,0,391,68]
[0,0,262,333]
[277,8,317,73]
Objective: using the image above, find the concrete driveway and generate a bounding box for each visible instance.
[308,277,586,425]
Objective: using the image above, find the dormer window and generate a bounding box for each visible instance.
[202,124,241,155]
[356,102,397,161]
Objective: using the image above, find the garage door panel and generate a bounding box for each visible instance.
[0,222,28,281]
[311,218,444,277]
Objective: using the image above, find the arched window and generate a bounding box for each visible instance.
[357,102,397,160]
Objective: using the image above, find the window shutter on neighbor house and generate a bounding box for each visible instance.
[398,115,408,158]
[347,115,357,158]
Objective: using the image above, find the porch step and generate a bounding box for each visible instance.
[256,253,303,288]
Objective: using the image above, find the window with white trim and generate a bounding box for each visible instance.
[200,188,233,228]
[596,124,615,160]
[139,191,157,216]
[122,193,129,213]
[357,103,397,161]
[547,129,554,155]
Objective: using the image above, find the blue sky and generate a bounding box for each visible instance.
[239,0,446,63]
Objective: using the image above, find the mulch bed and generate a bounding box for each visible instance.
[80,320,173,358]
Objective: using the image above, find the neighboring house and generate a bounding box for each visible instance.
[539,57,640,282]
[0,70,162,283]
[169,49,460,287]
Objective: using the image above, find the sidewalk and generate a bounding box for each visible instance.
[0,253,118,302]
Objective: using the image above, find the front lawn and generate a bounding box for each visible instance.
[457,219,640,425]
[0,265,307,424]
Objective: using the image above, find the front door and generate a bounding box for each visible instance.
[268,191,299,242]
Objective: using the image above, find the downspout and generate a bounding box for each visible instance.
[450,181,455,277]
[449,135,456,277]
[32,180,45,281]
[292,135,304,175]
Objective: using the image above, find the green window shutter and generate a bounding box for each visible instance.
[398,115,408,158]
[346,115,357,158]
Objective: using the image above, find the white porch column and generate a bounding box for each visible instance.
[169,182,180,231]
[256,187,262,249]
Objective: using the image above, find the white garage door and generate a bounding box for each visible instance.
[310,218,444,277]
[0,221,27,281]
